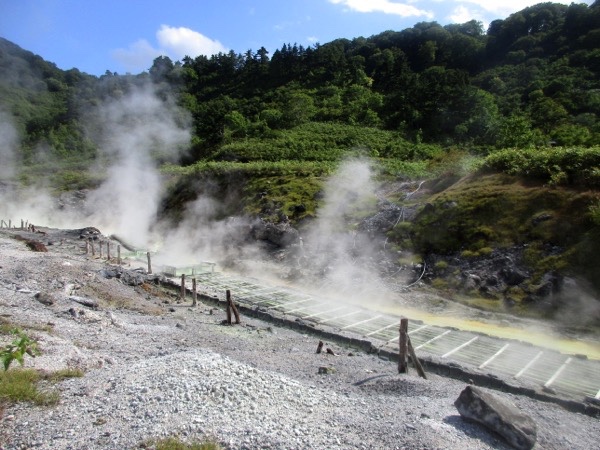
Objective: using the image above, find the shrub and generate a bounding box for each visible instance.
[1,329,40,371]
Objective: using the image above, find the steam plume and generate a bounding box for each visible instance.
[84,84,190,248]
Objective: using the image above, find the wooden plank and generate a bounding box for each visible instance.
[341,314,382,330]
[318,310,361,324]
[407,336,427,379]
[442,336,478,358]
[365,321,399,337]
[415,330,451,350]
[479,344,510,369]
[544,357,572,388]
[514,351,544,379]
[302,305,348,320]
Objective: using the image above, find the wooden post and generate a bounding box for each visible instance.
[407,336,427,380]
[147,252,152,274]
[226,299,232,324]
[192,277,197,307]
[21,219,24,230]
[8,220,12,229]
[91,239,95,257]
[226,290,240,324]
[316,341,324,354]
[398,318,409,374]
[180,274,186,300]
[85,239,90,255]
[99,241,103,258]
[106,242,111,260]
[117,245,121,265]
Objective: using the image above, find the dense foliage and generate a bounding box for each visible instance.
[1,1,598,175]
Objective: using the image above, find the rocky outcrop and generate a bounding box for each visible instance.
[454,385,537,450]
[251,219,300,248]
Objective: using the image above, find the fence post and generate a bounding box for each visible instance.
[226,289,240,324]
[180,274,186,300]
[117,245,121,265]
[99,241,103,259]
[147,252,152,274]
[106,242,111,260]
[192,277,197,307]
[91,239,95,257]
[86,239,90,255]
[398,318,409,374]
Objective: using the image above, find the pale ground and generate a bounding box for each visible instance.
[0,228,599,450]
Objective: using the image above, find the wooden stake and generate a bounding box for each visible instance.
[117,245,121,265]
[226,290,240,324]
[106,242,111,260]
[99,241,103,258]
[91,239,95,257]
[226,301,232,324]
[398,318,409,374]
[192,277,197,307]
[180,274,186,300]
[86,239,90,255]
[147,252,152,274]
[407,336,427,380]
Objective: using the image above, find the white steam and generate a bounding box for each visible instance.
[299,158,392,300]
[84,84,190,248]
[0,109,19,180]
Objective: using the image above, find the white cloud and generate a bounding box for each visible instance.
[329,0,433,18]
[111,39,163,73]
[156,25,227,60]
[112,25,227,73]
[455,0,576,17]
[448,5,484,24]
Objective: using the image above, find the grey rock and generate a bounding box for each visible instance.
[454,385,537,450]
[34,291,56,306]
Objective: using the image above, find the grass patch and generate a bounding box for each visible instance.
[0,369,59,406]
[140,437,222,450]
[45,368,84,382]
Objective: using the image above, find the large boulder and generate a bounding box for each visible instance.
[454,385,537,450]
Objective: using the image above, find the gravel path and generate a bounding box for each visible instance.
[0,229,599,449]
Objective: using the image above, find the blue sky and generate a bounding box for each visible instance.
[0,0,593,76]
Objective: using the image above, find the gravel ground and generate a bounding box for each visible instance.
[0,228,599,450]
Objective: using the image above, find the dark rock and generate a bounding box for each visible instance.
[34,291,56,306]
[454,385,537,450]
[25,240,47,252]
[69,295,99,309]
[78,227,102,240]
[532,213,552,225]
[251,219,300,247]
[500,267,528,286]
[119,270,145,286]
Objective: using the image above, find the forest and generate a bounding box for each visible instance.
[0,1,599,169]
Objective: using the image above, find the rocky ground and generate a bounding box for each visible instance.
[0,227,599,450]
